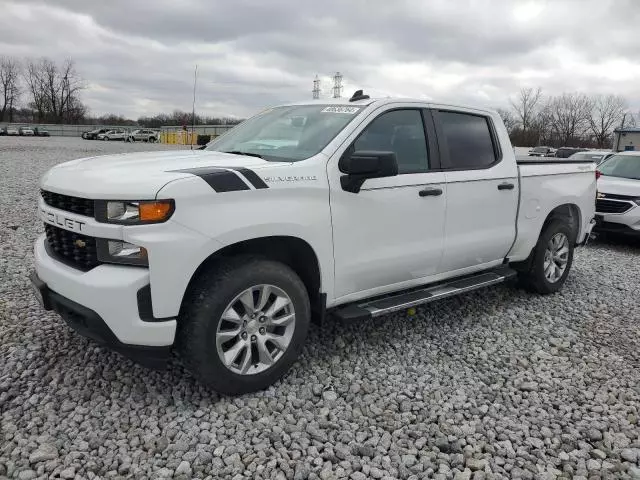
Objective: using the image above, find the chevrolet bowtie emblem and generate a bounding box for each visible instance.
[74,239,86,248]
[597,192,606,199]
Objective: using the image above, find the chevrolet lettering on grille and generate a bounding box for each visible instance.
[41,208,86,232]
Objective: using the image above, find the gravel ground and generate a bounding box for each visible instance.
[1,136,640,480]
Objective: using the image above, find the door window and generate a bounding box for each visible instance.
[353,110,429,174]
[437,112,498,169]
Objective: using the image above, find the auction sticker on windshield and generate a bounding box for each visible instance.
[321,106,361,114]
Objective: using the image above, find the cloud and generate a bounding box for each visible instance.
[2,0,639,118]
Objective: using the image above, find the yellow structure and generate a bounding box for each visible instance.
[160,131,198,145]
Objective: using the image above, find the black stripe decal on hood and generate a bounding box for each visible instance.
[171,167,250,192]
[225,167,269,189]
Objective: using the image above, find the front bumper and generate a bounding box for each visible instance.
[34,235,177,350]
[594,206,640,237]
[30,271,171,368]
[594,217,640,237]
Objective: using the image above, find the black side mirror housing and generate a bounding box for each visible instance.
[339,150,398,193]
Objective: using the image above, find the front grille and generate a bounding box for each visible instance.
[596,199,633,214]
[41,190,94,217]
[44,224,100,271]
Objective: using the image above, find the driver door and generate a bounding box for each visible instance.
[328,106,447,302]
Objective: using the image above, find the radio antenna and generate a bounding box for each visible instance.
[190,64,198,150]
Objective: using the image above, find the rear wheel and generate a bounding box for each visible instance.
[103,137,109,141]
[177,257,310,395]
[518,220,574,294]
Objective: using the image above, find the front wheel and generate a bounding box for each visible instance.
[103,137,109,141]
[148,137,156,143]
[518,220,575,294]
[177,257,310,395]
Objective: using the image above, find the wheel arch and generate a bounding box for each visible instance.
[181,235,326,324]
[512,202,581,271]
[540,203,581,244]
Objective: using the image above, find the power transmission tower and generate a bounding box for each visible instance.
[332,72,343,98]
[312,75,320,99]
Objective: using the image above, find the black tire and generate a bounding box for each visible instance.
[177,257,310,395]
[518,219,575,294]
[148,137,156,143]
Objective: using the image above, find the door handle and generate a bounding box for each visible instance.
[419,187,443,197]
[498,182,515,191]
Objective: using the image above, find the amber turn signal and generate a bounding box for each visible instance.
[139,201,174,222]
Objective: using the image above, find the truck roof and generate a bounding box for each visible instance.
[282,96,497,115]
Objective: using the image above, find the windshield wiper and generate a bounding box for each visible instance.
[223,150,263,159]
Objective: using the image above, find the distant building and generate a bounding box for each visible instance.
[613,127,640,152]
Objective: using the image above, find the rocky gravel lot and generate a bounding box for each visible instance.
[1,137,640,480]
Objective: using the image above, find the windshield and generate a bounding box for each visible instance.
[532,147,548,153]
[205,105,363,161]
[598,155,640,180]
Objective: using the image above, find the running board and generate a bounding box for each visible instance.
[334,266,517,321]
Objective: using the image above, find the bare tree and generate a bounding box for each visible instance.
[24,57,86,123]
[546,93,592,146]
[510,87,542,133]
[0,56,21,122]
[25,59,48,122]
[496,107,517,133]
[589,94,627,148]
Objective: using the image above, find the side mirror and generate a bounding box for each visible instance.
[339,150,398,193]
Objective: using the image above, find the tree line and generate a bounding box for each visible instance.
[1,56,635,142]
[0,56,241,127]
[498,87,634,148]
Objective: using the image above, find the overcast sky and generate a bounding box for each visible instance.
[2,0,639,119]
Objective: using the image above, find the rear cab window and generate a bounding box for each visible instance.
[433,110,500,170]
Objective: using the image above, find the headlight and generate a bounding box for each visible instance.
[96,200,174,224]
[97,240,148,266]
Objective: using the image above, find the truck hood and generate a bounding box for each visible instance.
[597,175,640,197]
[40,150,289,199]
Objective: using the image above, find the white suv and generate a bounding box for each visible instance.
[595,152,640,237]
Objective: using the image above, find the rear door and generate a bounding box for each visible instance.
[431,108,519,272]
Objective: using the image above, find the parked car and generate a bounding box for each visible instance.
[555,147,587,158]
[19,126,35,136]
[528,146,555,157]
[594,152,640,237]
[569,150,614,165]
[33,127,50,137]
[81,128,110,140]
[98,129,128,141]
[127,129,159,143]
[31,93,596,394]
[2,125,19,136]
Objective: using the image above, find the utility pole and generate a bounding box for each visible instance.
[190,64,198,150]
[332,72,343,98]
[312,75,320,99]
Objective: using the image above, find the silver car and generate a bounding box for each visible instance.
[569,150,615,165]
[98,129,128,141]
[127,129,159,143]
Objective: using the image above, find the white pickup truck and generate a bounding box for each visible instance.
[31,91,597,394]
